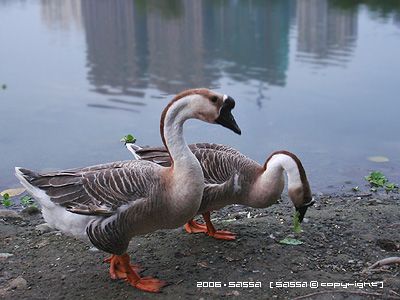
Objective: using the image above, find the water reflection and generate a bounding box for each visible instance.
[296,0,357,67]
[80,0,297,101]
[30,0,400,102]
[40,0,83,31]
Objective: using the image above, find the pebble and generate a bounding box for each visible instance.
[0,210,23,220]
[9,276,28,290]
[0,253,14,259]
[21,206,41,215]
[35,223,54,235]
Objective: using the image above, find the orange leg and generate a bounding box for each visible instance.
[185,218,207,233]
[185,212,237,240]
[104,254,167,293]
[104,254,144,280]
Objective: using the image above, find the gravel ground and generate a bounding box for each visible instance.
[1,191,399,300]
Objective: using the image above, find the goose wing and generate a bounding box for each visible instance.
[135,143,250,184]
[18,160,161,216]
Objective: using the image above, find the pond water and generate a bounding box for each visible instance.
[1,0,400,194]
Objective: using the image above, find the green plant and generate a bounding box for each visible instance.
[365,171,398,193]
[1,84,6,90]
[20,195,38,208]
[120,134,136,144]
[1,193,14,207]
[293,211,301,233]
[365,171,387,187]
[385,182,398,193]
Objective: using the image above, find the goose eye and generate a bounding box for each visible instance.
[210,96,218,103]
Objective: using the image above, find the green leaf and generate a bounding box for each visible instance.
[120,134,136,144]
[279,237,304,245]
[293,211,301,233]
[1,84,6,90]
[3,193,9,200]
[2,197,14,207]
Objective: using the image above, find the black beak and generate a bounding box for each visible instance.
[295,199,315,223]
[215,96,241,135]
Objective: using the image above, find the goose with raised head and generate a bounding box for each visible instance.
[127,142,314,240]
[15,89,241,293]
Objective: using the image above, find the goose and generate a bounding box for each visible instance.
[15,89,241,293]
[127,142,314,240]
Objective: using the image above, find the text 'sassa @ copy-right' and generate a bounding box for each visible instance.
[269,281,384,289]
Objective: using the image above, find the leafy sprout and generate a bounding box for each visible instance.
[20,195,38,208]
[120,134,136,145]
[293,211,301,233]
[365,171,398,193]
[1,193,14,207]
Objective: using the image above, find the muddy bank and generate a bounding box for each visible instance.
[1,192,399,300]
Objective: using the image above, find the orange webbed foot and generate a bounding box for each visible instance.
[128,276,168,293]
[185,218,207,234]
[185,214,239,240]
[105,254,144,280]
[207,230,237,240]
[109,254,167,293]
[202,212,238,240]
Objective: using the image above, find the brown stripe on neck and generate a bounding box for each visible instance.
[264,150,309,185]
[159,88,214,167]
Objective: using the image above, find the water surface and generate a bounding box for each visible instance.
[1,0,400,194]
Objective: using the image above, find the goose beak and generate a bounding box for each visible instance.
[295,198,315,223]
[215,96,242,135]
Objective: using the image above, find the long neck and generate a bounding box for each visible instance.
[160,97,202,173]
[247,152,303,207]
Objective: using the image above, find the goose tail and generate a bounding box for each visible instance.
[14,167,49,206]
[125,143,143,160]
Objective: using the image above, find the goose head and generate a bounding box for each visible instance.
[160,88,241,163]
[161,88,242,135]
[288,179,314,223]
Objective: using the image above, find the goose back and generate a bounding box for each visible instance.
[134,143,264,213]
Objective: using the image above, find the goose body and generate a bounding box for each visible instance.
[127,142,314,240]
[15,89,241,292]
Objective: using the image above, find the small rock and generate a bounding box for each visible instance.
[367,199,381,206]
[0,210,23,220]
[0,289,7,297]
[21,206,41,215]
[9,276,28,290]
[35,223,54,235]
[0,253,14,259]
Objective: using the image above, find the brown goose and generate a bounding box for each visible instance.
[15,89,241,292]
[127,143,314,240]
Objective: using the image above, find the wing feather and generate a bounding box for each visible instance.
[19,160,162,216]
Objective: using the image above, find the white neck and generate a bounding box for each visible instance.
[266,154,302,189]
[162,96,204,186]
[247,153,302,207]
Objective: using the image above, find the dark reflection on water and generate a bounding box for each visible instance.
[81,0,297,98]
[296,0,357,67]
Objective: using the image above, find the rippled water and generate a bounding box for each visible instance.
[1,0,399,193]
